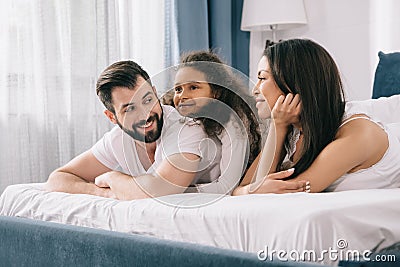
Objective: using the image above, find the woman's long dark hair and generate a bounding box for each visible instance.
[264,39,345,177]
[179,51,261,175]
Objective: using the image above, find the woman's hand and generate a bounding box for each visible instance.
[272,93,301,128]
[249,168,309,194]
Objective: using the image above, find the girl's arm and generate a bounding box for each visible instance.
[287,117,389,192]
[95,153,201,200]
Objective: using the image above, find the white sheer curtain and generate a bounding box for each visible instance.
[0,0,177,192]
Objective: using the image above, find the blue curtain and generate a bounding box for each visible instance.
[164,0,181,67]
[176,0,249,76]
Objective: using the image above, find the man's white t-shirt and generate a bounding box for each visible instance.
[91,105,220,184]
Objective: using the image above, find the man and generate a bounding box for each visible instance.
[45,60,219,200]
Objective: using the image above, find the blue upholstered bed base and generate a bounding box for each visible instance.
[0,216,317,267]
[1,215,399,266]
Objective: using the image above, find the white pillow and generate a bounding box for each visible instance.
[346,94,400,124]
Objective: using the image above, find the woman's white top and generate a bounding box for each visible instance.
[325,116,400,191]
[284,96,400,192]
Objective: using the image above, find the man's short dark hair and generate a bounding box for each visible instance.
[96,60,152,113]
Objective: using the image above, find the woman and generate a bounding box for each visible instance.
[172,51,261,194]
[234,39,400,195]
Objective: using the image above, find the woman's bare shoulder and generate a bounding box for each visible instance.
[335,115,388,158]
[337,115,384,135]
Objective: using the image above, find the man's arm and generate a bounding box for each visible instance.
[45,150,115,198]
[95,153,200,200]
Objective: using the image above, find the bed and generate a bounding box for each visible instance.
[1,183,400,266]
[1,51,400,267]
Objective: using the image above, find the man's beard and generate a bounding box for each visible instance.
[117,111,164,143]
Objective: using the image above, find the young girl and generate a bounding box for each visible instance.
[234,39,400,195]
[172,51,261,194]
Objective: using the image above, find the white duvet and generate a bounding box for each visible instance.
[1,183,400,265]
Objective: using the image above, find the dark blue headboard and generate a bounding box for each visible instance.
[372,51,400,99]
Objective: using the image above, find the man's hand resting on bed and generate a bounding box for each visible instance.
[94,171,144,200]
[95,170,191,200]
[94,187,117,199]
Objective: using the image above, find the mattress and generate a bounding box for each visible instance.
[1,183,400,265]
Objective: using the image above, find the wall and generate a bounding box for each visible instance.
[249,0,400,101]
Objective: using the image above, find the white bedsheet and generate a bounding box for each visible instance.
[1,183,400,265]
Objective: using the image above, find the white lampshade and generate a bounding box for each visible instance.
[241,0,307,31]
